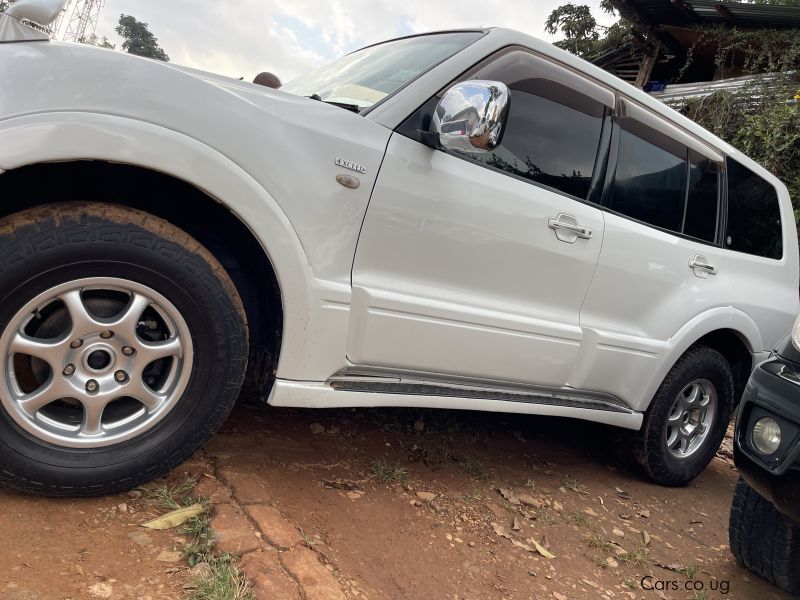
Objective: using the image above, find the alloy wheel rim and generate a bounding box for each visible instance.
[663,378,717,459]
[0,277,193,448]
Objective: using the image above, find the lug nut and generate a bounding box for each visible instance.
[62,364,76,377]
[85,379,99,393]
[121,346,135,356]
[100,330,114,339]
[70,339,83,349]
[114,370,128,383]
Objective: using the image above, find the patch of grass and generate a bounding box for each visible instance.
[618,546,651,568]
[524,479,536,489]
[532,510,558,524]
[184,513,215,567]
[561,476,588,495]
[585,534,612,552]
[188,554,254,600]
[689,592,709,600]
[458,455,491,480]
[566,512,591,528]
[683,564,699,579]
[370,458,409,484]
[144,476,198,510]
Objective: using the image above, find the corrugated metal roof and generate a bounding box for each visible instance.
[648,72,781,103]
[614,0,800,29]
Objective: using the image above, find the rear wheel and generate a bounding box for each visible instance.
[730,478,800,594]
[629,346,734,486]
[0,203,248,496]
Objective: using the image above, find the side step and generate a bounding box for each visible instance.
[329,378,633,414]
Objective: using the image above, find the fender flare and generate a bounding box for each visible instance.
[0,111,315,375]
[638,306,762,410]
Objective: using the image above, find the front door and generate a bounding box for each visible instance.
[348,48,615,388]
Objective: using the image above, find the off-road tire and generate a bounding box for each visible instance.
[729,478,800,594]
[630,346,734,486]
[0,203,248,496]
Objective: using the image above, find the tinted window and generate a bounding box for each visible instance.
[726,158,782,259]
[608,120,687,232]
[461,51,606,199]
[684,150,719,243]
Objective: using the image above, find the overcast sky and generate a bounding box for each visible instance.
[54,0,615,83]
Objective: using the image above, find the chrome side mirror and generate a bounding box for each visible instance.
[432,80,510,154]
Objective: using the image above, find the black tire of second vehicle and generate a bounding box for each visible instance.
[630,346,734,486]
[0,203,248,496]
[729,477,800,594]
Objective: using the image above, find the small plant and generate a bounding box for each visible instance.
[188,554,254,600]
[144,475,198,510]
[683,564,699,580]
[184,512,215,567]
[618,546,651,568]
[524,479,536,489]
[690,592,709,600]
[585,534,612,551]
[562,476,587,494]
[566,512,591,528]
[370,458,409,484]
[458,455,491,480]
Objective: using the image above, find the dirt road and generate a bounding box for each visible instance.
[0,404,792,600]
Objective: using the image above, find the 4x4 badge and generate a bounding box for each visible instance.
[335,158,366,174]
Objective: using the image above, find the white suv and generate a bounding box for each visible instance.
[0,0,797,495]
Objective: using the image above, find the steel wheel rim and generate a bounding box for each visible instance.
[0,277,193,448]
[663,378,717,459]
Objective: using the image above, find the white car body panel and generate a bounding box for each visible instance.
[1,17,798,428]
[349,132,604,388]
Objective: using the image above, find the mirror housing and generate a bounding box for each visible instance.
[431,80,510,154]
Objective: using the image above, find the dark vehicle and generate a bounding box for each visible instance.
[729,318,800,594]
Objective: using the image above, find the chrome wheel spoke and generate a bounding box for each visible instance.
[80,400,106,436]
[10,332,65,366]
[684,385,701,406]
[61,289,103,337]
[107,292,151,341]
[18,378,70,416]
[138,336,182,365]
[127,379,166,411]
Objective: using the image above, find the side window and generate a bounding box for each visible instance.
[684,150,720,243]
[726,158,783,260]
[459,50,608,200]
[608,118,687,233]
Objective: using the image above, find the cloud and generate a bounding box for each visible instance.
[87,0,614,81]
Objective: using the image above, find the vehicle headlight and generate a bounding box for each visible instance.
[793,314,800,351]
[752,417,782,455]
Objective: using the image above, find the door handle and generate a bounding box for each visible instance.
[689,255,718,277]
[548,213,592,243]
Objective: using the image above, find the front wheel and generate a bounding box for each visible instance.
[629,346,734,486]
[0,203,248,496]
[730,478,800,594]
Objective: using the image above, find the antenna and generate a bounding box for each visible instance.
[62,0,104,42]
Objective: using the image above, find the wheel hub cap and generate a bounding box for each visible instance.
[663,378,717,459]
[0,277,193,448]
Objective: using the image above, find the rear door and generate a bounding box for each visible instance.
[575,98,731,399]
[348,48,614,388]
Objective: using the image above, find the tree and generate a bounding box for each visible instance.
[115,14,169,61]
[80,33,115,49]
[545,0,627,59]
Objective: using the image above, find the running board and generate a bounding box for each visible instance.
[268,379,643,431]
[328,377,632,414]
